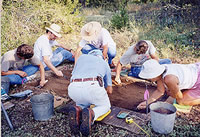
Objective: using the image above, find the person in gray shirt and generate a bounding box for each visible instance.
[1,44,46,92]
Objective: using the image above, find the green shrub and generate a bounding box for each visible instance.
[111,0,129,29]
[1,0,83,55]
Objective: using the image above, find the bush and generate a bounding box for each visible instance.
[111,0,129,29]
[1,0,83,55]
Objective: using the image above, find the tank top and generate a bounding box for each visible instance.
[162,64,198,90]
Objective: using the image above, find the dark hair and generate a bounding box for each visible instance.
[135,40,148,54]
[16,44,34,59]
[46,29,50,33]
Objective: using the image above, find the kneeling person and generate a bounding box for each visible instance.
[1,44,46,91]
[137,59,200,109]
[68,50,112,136]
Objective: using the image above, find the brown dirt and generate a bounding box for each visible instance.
[25,66,156,112]
[2,64,200,136]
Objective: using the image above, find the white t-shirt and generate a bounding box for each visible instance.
[34,35,58,67]
[163,64,199,89]
[79,28,116,50]
[120,40,156,66]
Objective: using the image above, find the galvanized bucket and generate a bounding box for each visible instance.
[30,93,54,121]
[150,101,177,134]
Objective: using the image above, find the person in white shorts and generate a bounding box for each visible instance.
[68,50,112,136]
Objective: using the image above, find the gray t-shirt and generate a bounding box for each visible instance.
[120,40,156,66]
[1,49,40,71]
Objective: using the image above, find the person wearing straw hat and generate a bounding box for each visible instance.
[74,21,116,68]
[34,23,74,77]
[1,44,46,91]
[137,59,200,110]
[114,40,172,84]
[68,49,112,136]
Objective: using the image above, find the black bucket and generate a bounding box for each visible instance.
[30,93,54,121]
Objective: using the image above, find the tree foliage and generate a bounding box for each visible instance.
[1,0,83,55]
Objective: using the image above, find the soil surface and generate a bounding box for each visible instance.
[2,63,200,136]
[25,65,156,111]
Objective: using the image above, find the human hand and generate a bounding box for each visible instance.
[70,50,75,57]
[40,80,48,87]
[137,101,147,110]
[17,71,27,77]
[106,86,112,94]
[55,70,63,77]
[103,53,107,60]
[115,77,121,84]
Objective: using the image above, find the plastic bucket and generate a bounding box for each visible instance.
[30,93,54,121]
[150,101,177,134]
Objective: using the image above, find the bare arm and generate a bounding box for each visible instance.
[57,44,74,56]
[74,46,83,64]
[43,56,63,77]
[57,44,71,51]
[150,53,159,61]
[115,61,122,84]
[164,75,183,99]
[1,70,27,77]
[38,62,46,86]
[137,79,165,109]
[102,44,108,60]
[106,86,112,94]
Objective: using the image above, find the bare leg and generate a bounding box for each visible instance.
[177,89,200,106]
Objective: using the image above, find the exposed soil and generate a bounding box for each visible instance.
[25,66,156,112]
[2,63,200,136]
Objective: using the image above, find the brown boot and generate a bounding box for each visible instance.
[68,105,82,134]
[80,108,95,136]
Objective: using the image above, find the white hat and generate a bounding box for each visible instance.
[88,49,103,58]
[45,24,62,38]
[139,59,165,79]
[81,21,102,41]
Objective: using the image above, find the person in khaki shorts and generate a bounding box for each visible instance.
[1,44,46,91]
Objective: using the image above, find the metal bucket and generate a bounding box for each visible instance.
[30,93,54,121]
[150,101,177,134]
[1,77,10,94]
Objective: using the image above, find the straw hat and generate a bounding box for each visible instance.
[139,59,165,79]
[45,24,62,38]
[81,21,102,41]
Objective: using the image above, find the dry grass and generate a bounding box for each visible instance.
[1,0,83,55]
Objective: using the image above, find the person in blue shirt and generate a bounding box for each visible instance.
[68,49,112,136]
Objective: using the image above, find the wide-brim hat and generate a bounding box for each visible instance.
[139,59,165,79]
[45,24,62,38]
[81,21,102,41]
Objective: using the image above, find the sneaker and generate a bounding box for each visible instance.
[80,108,95,136]
[68,106,82,134]
[26,74,37,81]
[1,88,10,100]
